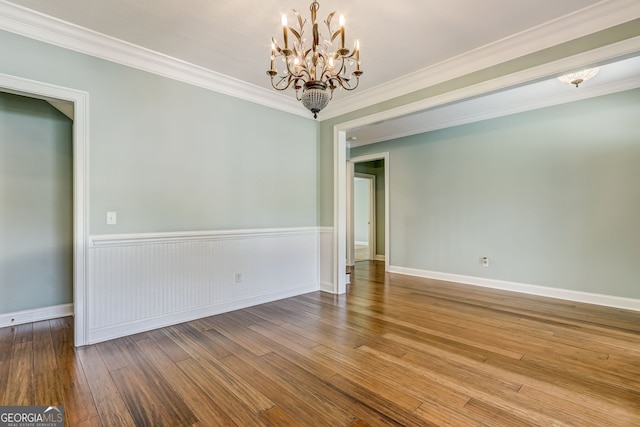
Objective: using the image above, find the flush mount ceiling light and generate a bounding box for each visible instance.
[267,0,362,119]
[558,67,600,87]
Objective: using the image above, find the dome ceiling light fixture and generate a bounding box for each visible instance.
[558,67,600,87]
[267,0,363,119]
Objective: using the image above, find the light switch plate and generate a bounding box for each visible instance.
[107,211,117,225]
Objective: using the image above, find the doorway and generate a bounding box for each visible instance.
[354,173,375,262]
[347,153,389,270]
[0,72,89,347]
[0,92,73,318]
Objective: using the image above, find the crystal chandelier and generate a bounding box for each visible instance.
[557,67,600,87]
[267,1,362,118]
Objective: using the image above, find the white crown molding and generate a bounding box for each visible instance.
[322,0,640,119]
[0,0,308,118]
[1,1,639,119]
[388,265,640,312]
[348,73,640,148]
[337,35,640,137]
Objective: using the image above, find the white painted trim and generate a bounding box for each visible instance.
[0,1,307,118]
[0,72,89,347]
[87,285,317,344]
[320,282,334,293]
[346,162,355,266]
[2,0,638,119]
[0,304,74,328]
[333,130,348,294]
[354,240,369,246]
[348,73,640,148]
[335,36,640,136]
[90,227,320,248]
[319,227,334,293]
[388,266,640,313]
[374,255,386,262]
[322,0,640,119]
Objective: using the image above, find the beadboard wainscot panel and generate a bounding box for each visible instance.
[88,227,320,344]
[319,227,334,292]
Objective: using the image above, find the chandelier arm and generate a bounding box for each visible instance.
[329,73,360,91]
[281,55,311,82]
[341,76,361,91]
[332,56,348,78]
[270,75,296,91]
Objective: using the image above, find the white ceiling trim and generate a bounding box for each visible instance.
[337,36,640,136]
[1,0,639,121]
[348,73,640,148]
[323,0,640,119]
[0,1,308,118]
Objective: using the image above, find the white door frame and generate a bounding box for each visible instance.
[0,73,89,347]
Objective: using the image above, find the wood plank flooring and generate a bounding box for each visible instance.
[2,260,640,426]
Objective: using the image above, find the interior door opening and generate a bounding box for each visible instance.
[1,73,88,346]
[354,174,375,262]
[347,154,388,272]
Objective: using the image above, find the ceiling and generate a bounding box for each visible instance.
[347,55,640,146]
[1,0,639,124]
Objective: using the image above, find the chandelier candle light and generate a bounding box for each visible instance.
[267,0,363,118]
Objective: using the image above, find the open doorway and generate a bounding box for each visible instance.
[347,153,389,270]
[354,173,375,262]
[0,72,89,347]
[0,92,73,322]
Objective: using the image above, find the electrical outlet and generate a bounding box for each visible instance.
[235,272,243,283]
[481,257,489,267]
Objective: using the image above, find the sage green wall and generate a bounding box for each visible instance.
[351,89,640,299]
[0,92,73,312]
[0,29,317,235]
[320,19,640,226]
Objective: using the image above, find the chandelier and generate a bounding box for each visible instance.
[557,67,600,87]
[267,1,362,118]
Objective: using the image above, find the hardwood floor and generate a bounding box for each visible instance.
[2,261,640,426]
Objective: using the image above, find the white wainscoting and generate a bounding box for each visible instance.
[319,227,334,292]
[87,227,321,344]
[389,265,640,312]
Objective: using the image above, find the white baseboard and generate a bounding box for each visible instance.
[87,284,318,344]
[375,255,386,262]
[0,303,73,328]
[355,241,369,246]
[320,281,335,293]
[388,265,640,312]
